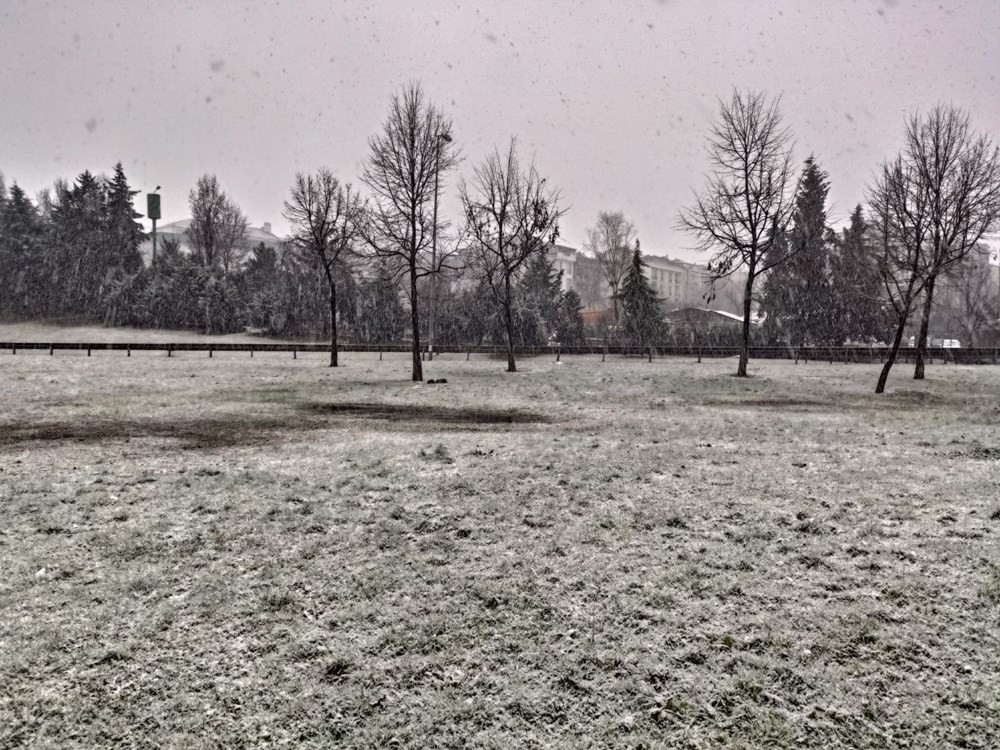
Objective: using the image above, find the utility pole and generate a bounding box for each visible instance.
[147,187,161,270]
[429,131,452,362]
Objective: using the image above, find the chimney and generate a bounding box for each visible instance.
[263,222,272,235]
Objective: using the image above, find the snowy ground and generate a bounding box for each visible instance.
[0,322,295,344]
[1,348,998,748]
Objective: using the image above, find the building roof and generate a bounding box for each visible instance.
[156,218,281,245]
[665,307,761,325]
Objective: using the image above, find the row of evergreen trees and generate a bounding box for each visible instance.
[0,165,144,320]
[758,158,892,346]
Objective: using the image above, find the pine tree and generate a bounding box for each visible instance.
[514,250,563,345]
[759,157,835,345]
[619,240,664,347]
[556,289,585,345]
[829,205,891,344]
[104,163,145,273]
[0,183,43,317]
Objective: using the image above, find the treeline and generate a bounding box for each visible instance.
[0,165,586,347]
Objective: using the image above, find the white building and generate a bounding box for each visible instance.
[140,219,283,265]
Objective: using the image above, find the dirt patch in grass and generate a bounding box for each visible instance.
[0,415,321,450]
[302,401,552,426]
[0,402,552,450]
[705,397,833,410]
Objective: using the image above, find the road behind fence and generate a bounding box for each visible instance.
[2,341,999,364]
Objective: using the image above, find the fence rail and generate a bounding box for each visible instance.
[3,341,1000,364]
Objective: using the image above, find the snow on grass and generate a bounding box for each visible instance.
[1,350,999,748]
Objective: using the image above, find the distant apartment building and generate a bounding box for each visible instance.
[542,244,715,311]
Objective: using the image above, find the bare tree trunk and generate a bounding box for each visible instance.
[503,279,516,373]
[913,273,937,380]
[876,303,913,393]
[327,269,338,367]
[410,263,422,381]
[737,270,754,377]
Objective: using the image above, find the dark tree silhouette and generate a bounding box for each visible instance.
[678,90,797,377]
[283,169,363,366]
[361,82,460,381]
[461,138,563,372]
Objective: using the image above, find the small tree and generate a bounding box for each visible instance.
[620,240,665,350]
[283,169,363,366]
[461,138,563,372]
[584,210,636,323]
[679,90,797,377]
[361,82,460,381]
[556,289,585,346]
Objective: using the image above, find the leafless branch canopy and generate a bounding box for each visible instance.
[186,174,249,273]
[360,81,461,286]
[583,211,636,304]
[283,168,363,283]
[867,105,1000,311]
[460,137,563,303]
[677,90,796,285]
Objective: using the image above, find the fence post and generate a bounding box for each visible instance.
[250,346,254,358]
[88,347,91,357]
[127,345,131,358]
[168,345,172,357]
[293,348,297,360]
[466,346,470,361]
[648,345,653,363]
[12,346,15,355]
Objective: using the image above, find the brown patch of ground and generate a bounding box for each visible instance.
[301,401,551,425]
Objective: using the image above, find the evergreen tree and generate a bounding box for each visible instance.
[759,157,836,345]
[104,162,145,273]
[0,183,44,317]
[829,205,891,343]
[619,240,664,347]
[514,250,563,345]
[556,289,585,345]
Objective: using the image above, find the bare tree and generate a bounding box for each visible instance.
[868,157,933,393]
[584,211,636,324]
[678,90,797,377]
[186,174,249,272]
[901,107,1000,379]
[360,82,460,382]
[461,138,563,372]
[283,169,363,367]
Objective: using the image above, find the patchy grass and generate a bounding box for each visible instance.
[1,348,999,748]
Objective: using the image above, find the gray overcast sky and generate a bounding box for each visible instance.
[2,0,998,261]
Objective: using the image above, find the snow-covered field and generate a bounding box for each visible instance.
[2,348,998,748]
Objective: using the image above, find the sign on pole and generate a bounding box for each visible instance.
[146,193,161,221]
